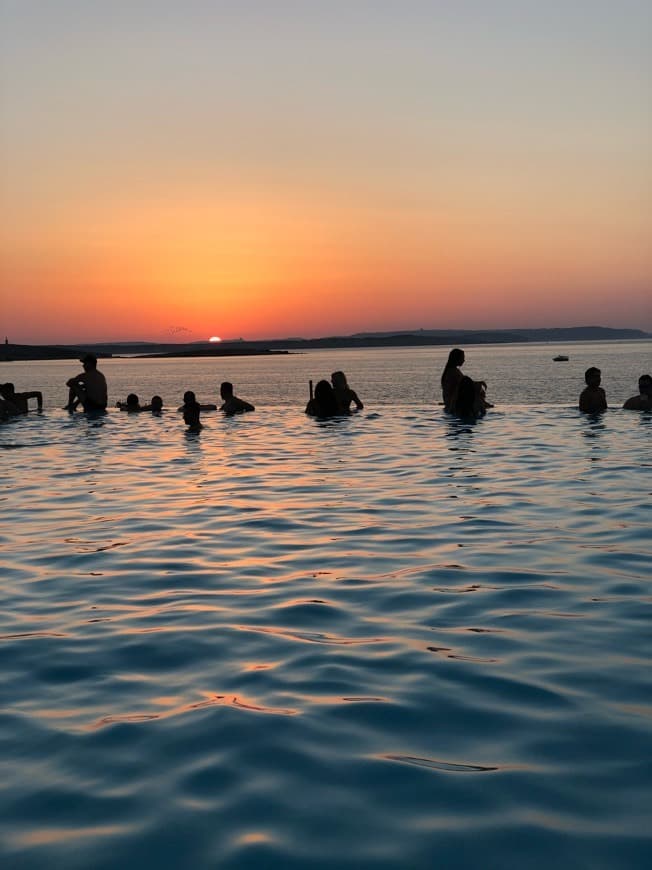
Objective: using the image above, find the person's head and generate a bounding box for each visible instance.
[183,390,196,405]
[638,374,652,396]
[446,348,465,369]
[0,382,15,399]
[80,353,98,370]
[585,367,601,387]
[220,381,233,399]
[126,393,139,408]
[331,371,347,390]
[150,395,163,412]
[314,379,339,415]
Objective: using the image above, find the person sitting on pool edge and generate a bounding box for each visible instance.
[0,382,43,413]
[623,374,652,411]
[452,376,482,419]
[181,391,203,430]
[579,367,607,413]
[441,348,465,412]
[219,381,255,415]
[64,353,108,412]
[331,371,363,412]
[306,380,343,418]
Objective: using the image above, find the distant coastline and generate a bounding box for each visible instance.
[1,326,649,362]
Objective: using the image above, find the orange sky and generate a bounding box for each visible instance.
[2,3,651,343]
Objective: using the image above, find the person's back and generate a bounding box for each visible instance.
[441,348,465,411]
[623,374,652,410]
[220,381,254,415]
[331,371,363,412]
[579,367,607,413]
[306,380,341,417]
[182,391,202,429]
[66,354,107,411]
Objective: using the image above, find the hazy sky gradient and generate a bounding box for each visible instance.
[2,0,651,342]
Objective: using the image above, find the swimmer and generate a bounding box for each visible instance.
[306,380,342,417]
[219,381,255,415]
[177,390,217,412]
[0,382,43,413]
[116,393,142,412]
[623,374,652,411]
[579,367,607,413]
[142,395,164,413]
[331,371,363,412]
[181,391,203,430]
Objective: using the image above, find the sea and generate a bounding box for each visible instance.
[1,341,651,869]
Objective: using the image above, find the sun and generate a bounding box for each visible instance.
[209,336,222,342]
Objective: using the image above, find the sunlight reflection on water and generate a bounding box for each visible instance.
[1,405,651,869]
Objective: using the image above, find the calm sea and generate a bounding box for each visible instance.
[2,339,651,408]
[1,342,651,869]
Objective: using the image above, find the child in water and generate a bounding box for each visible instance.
[579,367,607,413]
[181,391,202,430]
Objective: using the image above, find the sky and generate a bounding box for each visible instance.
[1,0,651,344]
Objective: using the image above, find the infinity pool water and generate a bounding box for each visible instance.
[1,407,650,869]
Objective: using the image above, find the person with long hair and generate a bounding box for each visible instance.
[441,348,465,412]
[306,380,342,418]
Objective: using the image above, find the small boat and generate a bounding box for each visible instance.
[553,355,569,362]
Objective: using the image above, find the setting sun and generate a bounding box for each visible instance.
[209,336,222,343]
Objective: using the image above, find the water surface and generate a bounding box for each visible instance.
[1,404,650,868]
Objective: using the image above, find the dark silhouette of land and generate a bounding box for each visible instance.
[1,326,649,362]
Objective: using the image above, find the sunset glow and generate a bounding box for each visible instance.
[1,2,650,343]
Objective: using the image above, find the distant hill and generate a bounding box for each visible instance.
[1,325,649,362]
[352,326,650,342]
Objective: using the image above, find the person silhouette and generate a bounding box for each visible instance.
[116,393,142,412]
[65,353,108,412]
[0,382,43,413]
[305,380,342,417]
[441,348,465,412]
[623,374,652,410]
[181,391,203,430]
[453,375,481,419]
[219,382,255,415]
[144,395,164,413]
[331,371,363,412]
[579,367,607,413]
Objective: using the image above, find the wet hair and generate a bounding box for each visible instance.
[0,382,15,397]
[441,348,465,386]
[220,381,233,397]
[150,395,163,411]
[585,367,601,384]
[331,371,347,389]
[454,376,477,419]
[183,390,196,404]
[126,393,139,407]
[639,374,652,391]
[314,379,340,416]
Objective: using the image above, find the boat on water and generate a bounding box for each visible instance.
[553,355,569,361]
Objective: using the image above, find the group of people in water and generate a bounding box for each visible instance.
[1,349,651,424]
[578,367,652,413]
